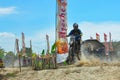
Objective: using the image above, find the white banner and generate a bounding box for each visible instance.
[56,0,68,63]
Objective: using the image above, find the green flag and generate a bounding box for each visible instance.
[51,43,56,54]
[41,49,45,56]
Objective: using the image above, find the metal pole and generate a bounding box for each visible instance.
[54,0,58,68]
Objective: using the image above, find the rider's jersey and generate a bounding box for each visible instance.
[68,29,82,41]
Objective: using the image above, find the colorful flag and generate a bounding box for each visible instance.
[41,49,45,56]
[56,0,68,63]
[104,33,107,41]
[104,33,109,55]
[51,43,56,54]
[96,33,100,41]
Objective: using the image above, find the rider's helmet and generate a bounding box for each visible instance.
[73,23,78,30]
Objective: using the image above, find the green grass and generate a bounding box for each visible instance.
[6,73,16,77]
[5,71,19,78]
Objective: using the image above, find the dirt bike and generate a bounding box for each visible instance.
[66,35,81,64]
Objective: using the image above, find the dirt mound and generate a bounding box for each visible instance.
[0,65,119,80]
[0,54,120,80]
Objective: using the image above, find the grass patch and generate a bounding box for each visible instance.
[0,73,16,80]
[6,73,16,77]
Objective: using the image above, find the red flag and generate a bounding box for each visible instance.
[104,33,109,55]
[96,33,100,41]
[104,33,107,41]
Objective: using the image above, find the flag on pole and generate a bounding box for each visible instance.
[109,32,113,51]
[30,40,32,57]
[16,39,19,53]
[46,34,50,53]
[22,32,26,56]
[15,39,22,72]
[104,33,109,55]
[104,33,107,42]
[56,0,68,63]
[96,33,100,41]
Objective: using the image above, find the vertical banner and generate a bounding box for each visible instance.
[30,40,32,54]
[22,32,26,56]
[109,32,113,52]
[96,33,100,41]
[56,0,68,63]
[104,33,109,56]
[46,34,50,53]
[16,39,19,53]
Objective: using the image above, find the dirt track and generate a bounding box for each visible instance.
[1,54,120,80]
[0,63,120,80]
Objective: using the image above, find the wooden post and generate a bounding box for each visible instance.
[109,32,113,61]
[16,39,21,72]
[22,32,26,66]
[46,35,51,69]
[18,54,21,72]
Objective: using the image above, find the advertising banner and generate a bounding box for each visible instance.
[56,0,68,63]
